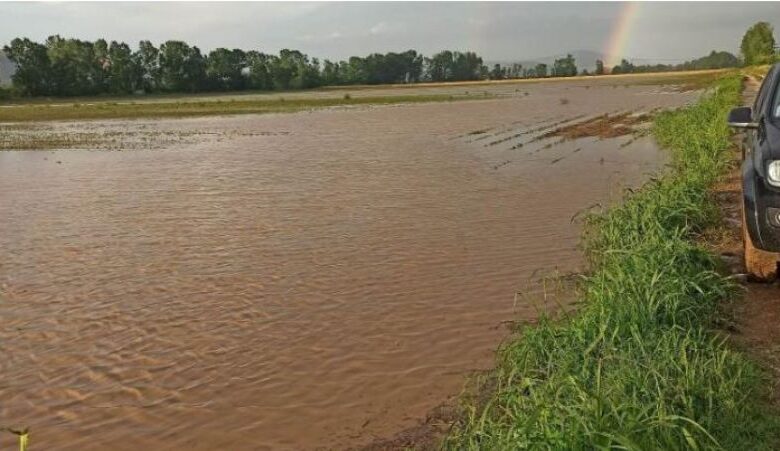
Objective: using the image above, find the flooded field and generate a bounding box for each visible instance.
[0,78,699,449]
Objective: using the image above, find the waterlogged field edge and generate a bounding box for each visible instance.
[0,93,485,123]
[443,73,780,449]
[0,69,727,124]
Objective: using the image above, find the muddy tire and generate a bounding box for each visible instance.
[742,200,779,281]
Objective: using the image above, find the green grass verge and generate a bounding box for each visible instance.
[444,74,779,449]
[0,94,480,123]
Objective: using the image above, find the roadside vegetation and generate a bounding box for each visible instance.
[443,74,779,449]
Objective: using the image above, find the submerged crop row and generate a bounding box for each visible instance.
[444,74,779,449]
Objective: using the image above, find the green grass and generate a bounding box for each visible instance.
[0,93,479,123]
[443,74,779,449]
[743,65,772,81]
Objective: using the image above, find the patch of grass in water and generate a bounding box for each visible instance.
[0,93,485,123]
[444,74,780,449]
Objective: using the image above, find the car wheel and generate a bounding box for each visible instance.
[742,199,778,281]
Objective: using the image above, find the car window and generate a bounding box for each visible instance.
[774,75,780,118]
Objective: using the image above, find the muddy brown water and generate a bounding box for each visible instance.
[0,81,698,450]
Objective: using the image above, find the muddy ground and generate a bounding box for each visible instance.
[713,76,780,407]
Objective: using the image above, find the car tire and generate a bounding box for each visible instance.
[742,199,778,281]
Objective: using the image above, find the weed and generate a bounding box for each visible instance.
[444,74,779,450]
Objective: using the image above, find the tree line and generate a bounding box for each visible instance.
[2,21,777,98]
[604,51,740,75]
[2,36,489,97]
[3,35,555,98]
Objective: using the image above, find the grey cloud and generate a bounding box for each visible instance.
[0,2,779,63]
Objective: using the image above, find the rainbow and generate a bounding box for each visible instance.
[603,2,640,70]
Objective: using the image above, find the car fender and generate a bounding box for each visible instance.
[743,156,762,246]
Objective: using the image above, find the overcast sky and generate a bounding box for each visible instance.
[1,2,778,63]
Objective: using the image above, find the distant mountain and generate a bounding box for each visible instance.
[487,50,609,73]
[0,51,15,86]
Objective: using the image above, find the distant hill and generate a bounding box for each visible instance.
[487,50,609,74]
[0,51,15,86]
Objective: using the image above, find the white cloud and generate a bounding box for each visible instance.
[369,22,390,35]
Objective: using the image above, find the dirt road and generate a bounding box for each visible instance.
[714,75,780,407]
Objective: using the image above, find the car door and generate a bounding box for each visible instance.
[749,68,776,169]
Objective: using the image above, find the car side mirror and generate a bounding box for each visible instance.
[728,106,758,129]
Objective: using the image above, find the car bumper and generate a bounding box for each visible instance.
[744,162,780,252]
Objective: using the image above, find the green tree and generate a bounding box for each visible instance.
[680,50,739,70]
[424,50,482,82]
[268,49,299,90]
[402,50,424,83]
[3,38,51,96]
[136,40,160,92]
[245,51,272,90]
[159,40,206,92]
[551,54,577,77]
[611,59,635,75]
[45,35,106,96]
[595,59,605,75]
[340,56,366,84]
[267,49,320,90]
[92,39,109,92]
[740,22,776,66]
[425,50,453,82]
[297,56,321,89]
[534,63,547,78]
[354,50,424,84]
[451,51,483,81]
[107,41,141,94]
[489,63,504,80]
[510,63,523,78]
[206,48,247,91]
[320,59,340,85]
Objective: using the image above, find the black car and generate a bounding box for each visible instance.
[729,63,780,280]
